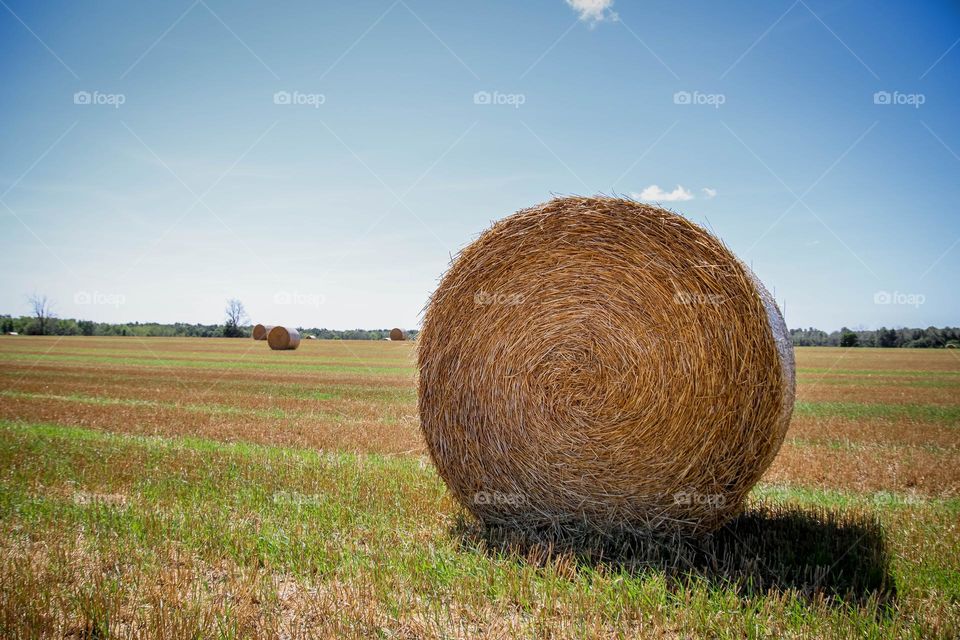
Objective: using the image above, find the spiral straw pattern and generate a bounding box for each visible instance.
[418,197,794,533]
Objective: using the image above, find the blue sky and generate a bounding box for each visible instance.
[1,0,957,330]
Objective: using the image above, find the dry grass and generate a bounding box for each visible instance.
[1,418,957,639]
[768,442,960,496]
[0,336,958,637]
[0,392,423,456]
[0,337,957,494]
[786,414,960,449]
[796,346,960,372]
[797,382,960,406]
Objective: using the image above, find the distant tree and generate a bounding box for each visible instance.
[55,318,79,335]
[877,327,898,348]
[840,330,859,347]
[923,326,945,348]
[223,298,248,338]
[27,293,55,335]
[77,320,96,336]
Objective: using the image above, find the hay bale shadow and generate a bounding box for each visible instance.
[454,502,896,606]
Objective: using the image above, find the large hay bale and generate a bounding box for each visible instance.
[252,324,273,341]
[267,326,301,350]
[417,197,795,533]
[389,328,405,341]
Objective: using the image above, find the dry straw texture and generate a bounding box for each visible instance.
[418,196,795,533]
[390,328,406,341]
[252,324,273,341]
[267,326,300,351]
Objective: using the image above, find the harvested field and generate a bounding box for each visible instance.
[0,338,958,637]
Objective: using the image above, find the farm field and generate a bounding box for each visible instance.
[0,337,958,638]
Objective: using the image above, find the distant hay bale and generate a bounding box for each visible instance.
[417,196,795,534]
[389,328,405,341]
[252,324,273,341]
[267,326,301,350]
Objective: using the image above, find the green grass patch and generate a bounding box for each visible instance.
[1,421,958,637]
[0,368,419,404]
[798,368,960,378]
[0,390,361,423]
[795,374,960,389]
[794,401,960,425]
[0,351,415,376]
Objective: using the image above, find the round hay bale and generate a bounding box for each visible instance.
[389,328,405,341]
[267,326,301,350]
[252,324,273,341]
[417,196,795,533]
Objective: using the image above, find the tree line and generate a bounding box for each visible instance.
[2,296,418,341]
[2,294,947,347]
[790,326,959,348]
[0,315,417,341]
[7,309,953,347]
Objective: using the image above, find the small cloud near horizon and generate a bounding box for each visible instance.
[633,185,694,202]
[702,187,717,199]
[566,0,618,23]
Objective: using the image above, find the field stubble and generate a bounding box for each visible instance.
[0,338,957,638]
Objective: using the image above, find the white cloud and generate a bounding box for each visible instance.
[633,185,695,202]
[566,0,617,23]
[702,187,717,199]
